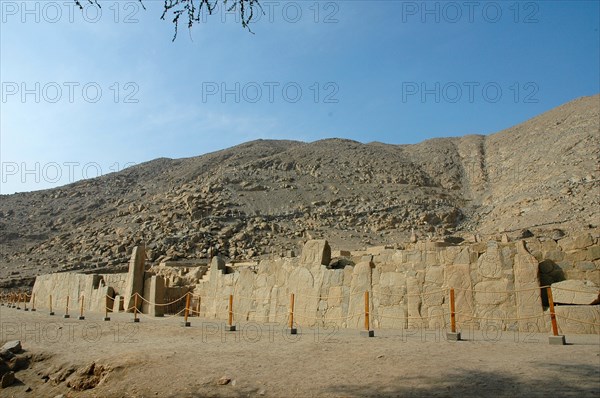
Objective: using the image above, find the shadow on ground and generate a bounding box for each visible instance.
[324,365,600,398]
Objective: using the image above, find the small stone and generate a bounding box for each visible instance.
[518,229,534,239]
[258,388,266,395]
[25,386,32,392]
[1,341,22,355]
[217,376,231,385]
[1,371,15,388]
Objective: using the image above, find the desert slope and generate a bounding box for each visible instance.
[0,94,598,288]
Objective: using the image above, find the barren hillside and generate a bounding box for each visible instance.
[0,95,598,288]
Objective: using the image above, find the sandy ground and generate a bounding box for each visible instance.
[1,306,599,398]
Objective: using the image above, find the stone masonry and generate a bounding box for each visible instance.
[29,231,600,334]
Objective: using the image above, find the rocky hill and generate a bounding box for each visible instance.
[1,95,598,288]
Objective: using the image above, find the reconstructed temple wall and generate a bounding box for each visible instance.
[30,273,112,313]
[193,235,600,334]
[29,232,600,333]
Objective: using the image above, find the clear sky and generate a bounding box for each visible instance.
[1,0,599,194]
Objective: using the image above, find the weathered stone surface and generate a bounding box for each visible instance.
[406,277,422,328]
[445,263,475,325]
[422,284,444,306]
[474,280,510,305]
[588,246,600,261]
[1,341,21,355]
[300,240,331,266]
[142,275,166,316]
[553,305,600,334]
[551,280,599,305]
[28,237,600,334]
[427,306,447,329]
[112,295,124,312]
[123,245,146,312]
[211,256,226,275]
[513,241,545,331]
[31,273,104,312]
[376,271,405,306]
[425,266,443,285]
[1,371,15,388]
[477,241,502,279]
[289,266,320,326]
[378,305,407,329]
[559,233,593,251]
[348,261,372,329]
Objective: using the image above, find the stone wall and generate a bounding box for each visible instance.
[100,273,129,296]
[27,232,599,333]
[193,234,600,334]
[30,273,112,313]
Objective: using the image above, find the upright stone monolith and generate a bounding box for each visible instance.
[300,240,331,266]
[123,245,146,313]
[143,275,165,316]
[513,241,545,331]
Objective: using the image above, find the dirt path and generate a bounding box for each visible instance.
[1,307,599,397]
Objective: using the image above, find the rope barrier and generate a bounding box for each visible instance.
[293,312,364,321]
[550,286,600,294]
[297,290,365,300]
[4,280,598,338]
[554,314,600,327]
[135,293,188,307]
[373,288,449,298]
[228,311,289,320]
[454,312,547,321]
[378,312,449,321]
[136,308,188,320]
[232,294,273,302]
[452,285,552,294]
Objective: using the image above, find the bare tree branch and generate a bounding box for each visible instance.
[76,0,262,41]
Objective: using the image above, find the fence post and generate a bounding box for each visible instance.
[31,293,36,311]
[196,296,201,318]
[289,293,297,334]
[133,294,140,323]
[24,294,29,311]
[64,295,70,318]
[104,295,111,321]
[183,292,191,327]
[446,288,461,341]
[226,294,236,331]
[16,292,21,310]
[49,295,54,315]
[546,287,566,345]
[361,291,374,337]
[79,295,85,320]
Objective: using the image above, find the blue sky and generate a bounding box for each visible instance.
[1,0,599,194]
